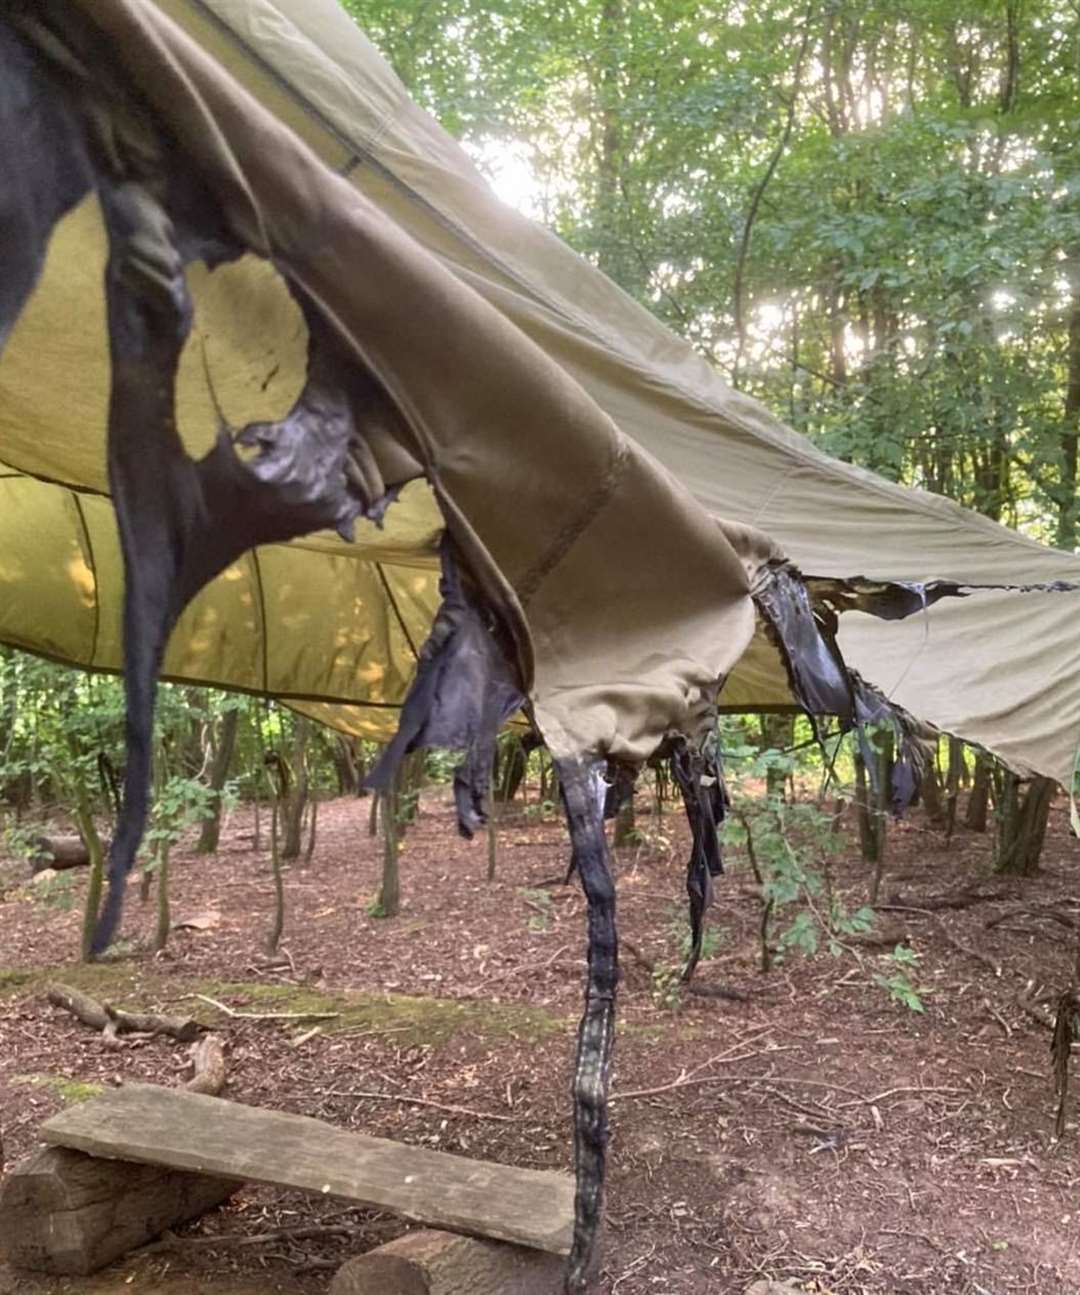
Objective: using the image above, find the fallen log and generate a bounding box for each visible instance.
[878,883,1017,913]
[185,1035,226,1096]
[330,1229,563,1295]
[29,835,89,871]
[46,984,201,1044]
[984,904,1080,932]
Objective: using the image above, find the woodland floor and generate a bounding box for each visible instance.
[0,788,1079,1294]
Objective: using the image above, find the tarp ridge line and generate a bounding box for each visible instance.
[0,636,405,711]
[249,548,270,699]
[376,561,419,661]
[70,491,101,668]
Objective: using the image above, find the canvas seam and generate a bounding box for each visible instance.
[515,432,630,608]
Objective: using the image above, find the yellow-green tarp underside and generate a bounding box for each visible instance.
[2,0,1079,782]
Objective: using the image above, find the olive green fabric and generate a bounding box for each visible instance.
[1,0,1079,782]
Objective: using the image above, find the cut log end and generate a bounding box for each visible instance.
[330,1230,564,1295]
[0,1146,240,1275]
[30,835,90,871]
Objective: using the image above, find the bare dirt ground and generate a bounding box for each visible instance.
[1,788,1079,1294]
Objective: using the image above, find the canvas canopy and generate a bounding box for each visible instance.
[1,0,1079,783]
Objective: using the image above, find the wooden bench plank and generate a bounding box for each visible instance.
[42,1086,573,1255]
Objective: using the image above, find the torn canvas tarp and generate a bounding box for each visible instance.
[0,0,1079,783]
[1,4,1079,1291]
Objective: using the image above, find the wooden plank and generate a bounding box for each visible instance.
[42,1086,573,1255]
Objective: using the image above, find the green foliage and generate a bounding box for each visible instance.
[648,906,722,1010]
[672,911,721,964]
[143,773,218,865]
[30,870,77,913]
[342,0,1080,545]
[2,821,49,867]
[719,721,916,1010]
[723,730,864,962]
[873,944,926,1014]
[518,886,555,932]
[650,962,684,1011]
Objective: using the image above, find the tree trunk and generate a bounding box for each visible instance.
[152,844,171,953]
[868,728,893,904]
[854,749,875,862]
[920,742,945,827]
[263,753,289,954]
[1058,282,1080,549]
[372,780,401,918]
[332,736,357,796]
[965,752,991,831]
[76,799,105,963]
[486,770,499,883]
[281,717,310,860]
[266,797,285,953]
[855,727,891,893]
[760,713,795,800]
[944,736,964,844]
[305,792,319,864]
[612,791,636,848]
[594,0,628,286]
[196,708,239,855]
[494,737,527,804]
[993,771,1056,875]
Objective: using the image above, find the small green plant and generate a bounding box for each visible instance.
[667,908,721,963]
[2,821,50,867]
[873,944,925,1013]
[874,943,924,1007]
[518,886,554,932]
[650,962,683,1010]
[142,770,218,951]
[31,869,77,912]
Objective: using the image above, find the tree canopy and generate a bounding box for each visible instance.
[343,0,1080,545]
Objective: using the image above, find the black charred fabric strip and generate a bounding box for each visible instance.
[556,756,619,1295]
[2,8,410,956]
[808,573,1080,621]
[602,760,637,821]
[667,735,727,983]
[851,675,931,816]
[0,18,95,352]
[366,537,524,838]
[754,562,936,818]
[754,563,854,725]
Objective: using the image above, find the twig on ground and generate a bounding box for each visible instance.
[985,905,1080,933]
[878,884,1015,913]
[613,1070,962,1106]
[138,1223,361,1255]
[47,984,200,1043]
[983,998,1013,1038]
[191,993,339,1022]
[1017,981,1055,1031]
[467,944,573,992]
[884,906,1001,977]
[321,1088,518,1122]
